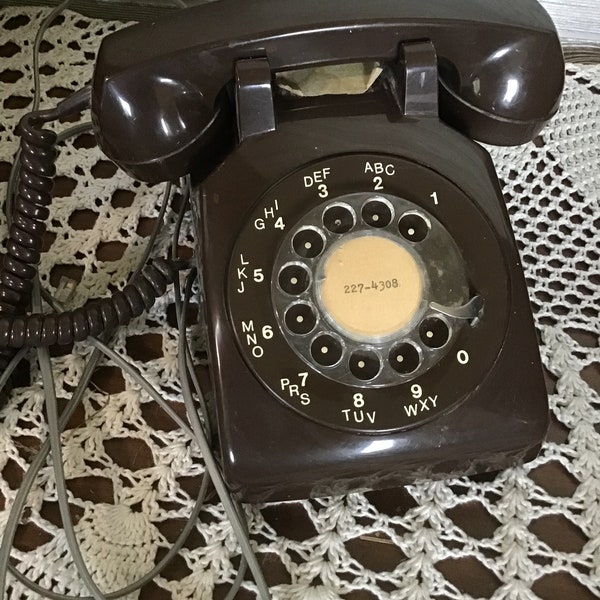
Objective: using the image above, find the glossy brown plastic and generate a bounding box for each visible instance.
[91,0,564,182]
[86,0,559,502]
[193,80,549,502]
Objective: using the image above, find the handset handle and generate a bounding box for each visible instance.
[92,0,564,182]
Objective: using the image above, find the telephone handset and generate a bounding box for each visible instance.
[92,0,564,501]
[92,0,564,182]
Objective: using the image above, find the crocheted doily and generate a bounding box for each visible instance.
[0,7,598,600]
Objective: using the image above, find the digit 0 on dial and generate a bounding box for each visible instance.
[227,154,510,432]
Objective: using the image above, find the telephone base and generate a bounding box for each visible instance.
[193,106,548,502]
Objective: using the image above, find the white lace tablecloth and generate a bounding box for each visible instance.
[0,7,598,600]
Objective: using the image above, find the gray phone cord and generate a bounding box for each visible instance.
[0,0,271,597]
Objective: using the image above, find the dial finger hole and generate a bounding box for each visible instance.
[389,342,421,374]
[349,350,381,381]
[361,197,393,228]
[310,334,343,367]
[278,263,311,295]
[323,203,355,234]
[398,211,430,242]
[285,302,317,335]
[292,227,325,259]
[419,317,450,348]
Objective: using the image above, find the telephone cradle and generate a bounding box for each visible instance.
[3,0,565,503]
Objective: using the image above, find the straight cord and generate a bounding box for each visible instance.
[0,0,270,597]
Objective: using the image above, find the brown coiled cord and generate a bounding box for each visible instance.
[0,111,56,373]
[0,258,177,348]
[0,89,179,360]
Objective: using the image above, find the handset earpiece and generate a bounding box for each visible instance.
[437,32,564,145]
[92,73,233,183]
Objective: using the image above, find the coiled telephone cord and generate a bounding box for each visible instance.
[0,2,271,599]
[0,91,179,357]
